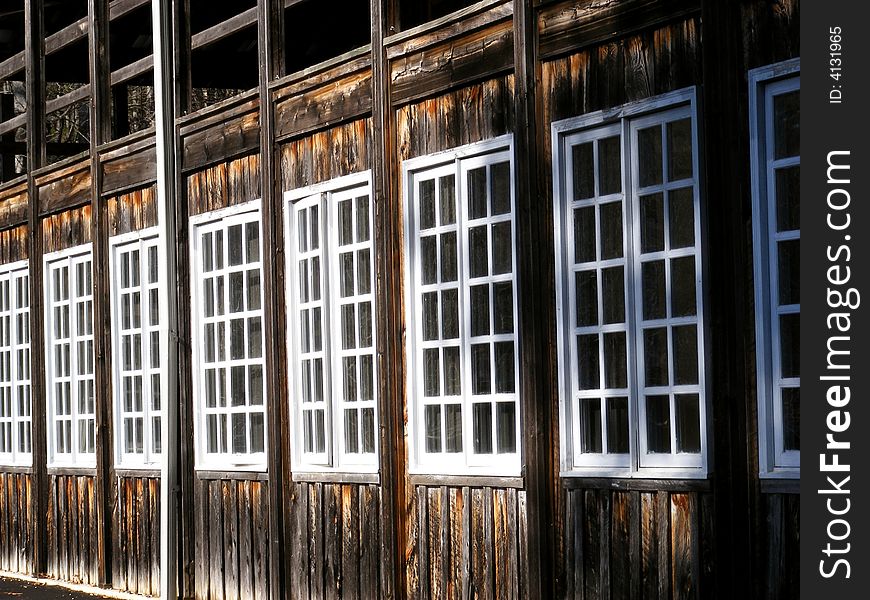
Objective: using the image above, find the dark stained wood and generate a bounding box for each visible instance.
[390,19,514,106]
[208,480,225,600]
[0,185,29,231]
[0,473,34,575]
[36,162,93,216]
[287,481,310,600]
[274,70,373,141]
[101,145,158,196]
[182,111,261,173]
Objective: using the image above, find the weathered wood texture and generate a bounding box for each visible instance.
[405,484,525,599]
[192,478,270,600]
[0,472,35,575]
[0,185,28,230]
[187,154,261,217]
[111,476,160,597]
[107,186,159,237]
[396,75,514,162]
[36,162,93,216]
[389,16,514,106]
[283,481,382,600]
[0,225,29,264]
[101,142,158,197]
[45,474,99,585]
[181,98,261,173]
[41,206,94,255]
[274,67,373,142]
[537,0,700,60]
[760,493,799,600]
[739,0,799,71]
[561,488,710,600]
[279,118,372,192]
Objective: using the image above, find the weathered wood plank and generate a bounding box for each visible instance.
[323,484,341,600]
[224,480,239,600]
[252,481,270,600]
[208,481,225,600]
[308,483,325,599]
[671,493,698,600]
[288,481,310,600]
[101,146,157,196]
[275,71,373,141]
[238,481,253,600]
[358,485,379,599]
[611,491,632,600]
[341,485,360,600]
[182,112,260,173]
[656,491,671,600]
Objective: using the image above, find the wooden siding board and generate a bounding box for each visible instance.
[208,480,225,600]
[287,481,310,600]
[308,483,325,600]
[252,481,270,600]
[341,485,361,600]
[358,485,379,599]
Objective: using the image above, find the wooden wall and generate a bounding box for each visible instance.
[187,154,262,218]
[284,481,382,600]
[0,472,34,575]
[107,186,159,237]
[45,474,99,585]
[111,475,161,597]
[280,118,372,192]
[193,478,270,600]
[0,225,29,264]
[41,205,94,255]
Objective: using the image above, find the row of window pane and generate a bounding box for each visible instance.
[0,268,31,464]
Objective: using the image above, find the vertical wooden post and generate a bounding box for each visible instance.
[513,1,553,597]
[87,0,113,586]
[23,0,47,578]
[699,0,753,595]
[370,1,401,598]
[255,1,286,599]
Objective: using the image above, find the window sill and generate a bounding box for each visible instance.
[0,464,33,474]
[760,478,799,494]
[47,466,97,477]
[409,473,524,489]
[196,470,269,482]
[292,471,380,485]
[114,467,162,479]
[561,476,712,493]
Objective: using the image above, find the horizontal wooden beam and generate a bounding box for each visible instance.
[46,84,91,114]
[0,114,27,138]
[110,55,154,86]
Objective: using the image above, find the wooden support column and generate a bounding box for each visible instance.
[370,1,401,598]
[87,0,113,586]
[23,0,47,577]
[699,0,752,596]
[255,1,285,599]
[513,0,553,597]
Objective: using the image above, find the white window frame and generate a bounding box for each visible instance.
[403,135,522,477]
[552,88,710,479]
[749,59,800,478]
[0,261,32,467]
[284,171,380,475]
[45,244,96,468]
[110,228,163,469]
[190,200,267,471]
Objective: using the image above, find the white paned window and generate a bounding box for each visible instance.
[111,230,163,468]
[553,89,708,478]
[285,173,378,473]
[403,137,520,476]
[749,60,800,477]
[45,245,96,467]
[0,262,31,466]
[191,202,266,470]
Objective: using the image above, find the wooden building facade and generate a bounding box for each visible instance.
[0,0,800,598]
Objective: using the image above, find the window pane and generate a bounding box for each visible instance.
[496,402,516,453]
[358,302,373,348]
[246,222,260,263]
[228,225,243,266]
[667,118,693,181]
[445,404,463,453]
[468,167,487,219]
[576,334,599,391]
[357,250,371,295]
[494,342,515,394]
[574,207,596,264]
[471,344,491,395]
[603,332,627,389]
[440,232,457,283]
[646,395,671,453]
[469,226,488,278]
[443,347,461,396]
[601,267,625,325]
[675,394,700,453]
[419,180,436,230]
[670,256,697,318]
[777,239,800,307]
[580,398,602,453]
[672,325,699,385]
[773,90,799,159]
[362,408,376,453]
[572,142,594,200]
[423,349,440,397]
[775,166,800,232]
[599,201,623,260]
[250,413,264,453]
[359,356,374,402]
[441,289,459,340]
[230,319,245,360]
[638,126,663,187]
[668,187,695,249]
[341,305,356,350]
[779,314,800,378]
[356,196,370,242]
[439,176,456,225]
[422,293,439,341]
[491,222,512,275]
[232,413,246,453]
[781,387,800,451]
[490,162,511,215]
[641,260,666,320]
[425,405,441,453]
[345,410,359,453]
[575,271,597,327]
[420,236,437,285]
[343,357,357,402]
[643,328,669,387]
[473,403,493,454]
[640,193,664,253]
[248,317,262,358]
[246,270,261,311]
[606,397,629,454]
[493,282,514,334]
[231,366,246,406]
[230,272,244,312]
[339,199,353,245]
[598,136,621,196]
[470,285,490,337]
[249,365,263,406]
